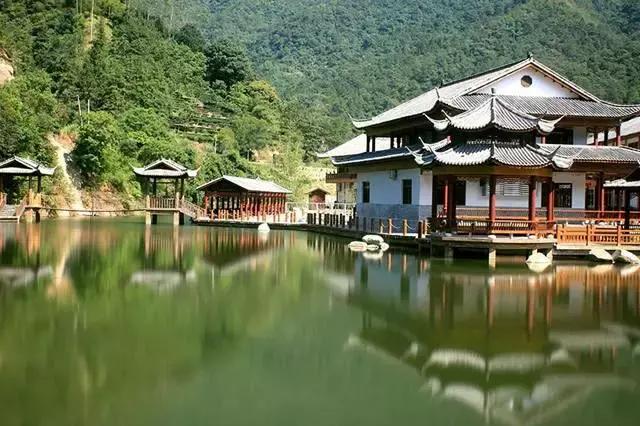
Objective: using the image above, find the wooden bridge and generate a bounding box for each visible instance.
[144,196,207,225]
[0,191,43,223]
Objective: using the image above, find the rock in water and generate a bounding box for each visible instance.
[366,244,380,252]
[379,242,390,252]
[612,249,640,264]
[348,241,367,252]
[587,248,613,263]
[257,223,270,233]
[526,252,552,265]
[362,234,384,245]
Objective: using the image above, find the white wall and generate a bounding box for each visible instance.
[465,178,543,208]
[552,172,585,209]
[357,169,422,204]
[476,66,578,98]
[357,170,587,209]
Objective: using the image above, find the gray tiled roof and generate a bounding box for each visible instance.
[197,175,291,193]
[427,97,561,134]
[133,159,198,178]
[352,57,640,130]
[331,146,414,166]
[543,144,640,163]
[0,156,55,176]
[317,134,391,158]
[446,94,640,119]
[415,140,571,169]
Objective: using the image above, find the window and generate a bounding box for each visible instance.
[555,183,572,208]
[362,181,370,203]
[521,75,533,87]
[547,128,574,145]
[402,179,412,205]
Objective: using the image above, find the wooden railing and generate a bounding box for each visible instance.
[179,198,206,219]
[15,196,28,219]
[148,197,177,210]
[556,224,640,246]
[453,218,554,237]
[0,192,6,209]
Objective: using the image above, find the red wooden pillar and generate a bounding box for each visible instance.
[540,135,547,144]
[546,179,555,223]
[597,173,605,217]
[528,176,537,223]
[594,127,599,146]
[616,125,622,146]
[489,175,497,225]
[447,175,457,231]
[603,127,609,146]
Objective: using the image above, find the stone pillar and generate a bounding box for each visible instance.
[145,211,152,225]
[172,211,180,226]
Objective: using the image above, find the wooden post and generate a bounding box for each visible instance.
[594,127,599,146]
[489,175,497,226]
[379,219,384,234]
[546,179,555,223]
[402,219,408,236]
[528,176,537,224]
[616,125,622,146]
[446,176,457,231]
[604,127,609,146]
[418,220,423,238]
[617,224,622,246]
[586,224,592,245]
[597,172,605,218]
[540,135,547,144]
[387,218,392,234]
[624,189,632,230]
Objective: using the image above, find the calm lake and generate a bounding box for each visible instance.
[0,219,639,426]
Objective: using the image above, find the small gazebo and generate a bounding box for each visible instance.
[133,159,198,225]
[0,156,55,221]
[197,175,291,220]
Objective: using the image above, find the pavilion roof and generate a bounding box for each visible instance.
[0,156,55,176]
[196,175,291,194]
[317,134,391,158]
[604,167,640,189]
[133,159,198,178]
[351,56,640,130]
[425,96,562,134]
[413,139,572,169]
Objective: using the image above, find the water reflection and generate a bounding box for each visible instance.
[338,252,640,425]
[0,221,638,425]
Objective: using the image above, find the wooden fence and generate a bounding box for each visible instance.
[556,224,640,246]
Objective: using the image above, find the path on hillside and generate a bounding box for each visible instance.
[50,136,86,216]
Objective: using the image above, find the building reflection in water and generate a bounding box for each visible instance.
[0,224,52,289]
[334,252,640,425]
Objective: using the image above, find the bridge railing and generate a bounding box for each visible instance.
[15,195,28,219]
[179,198,207,219]
[148,197,177,210]
[0,192,6,209]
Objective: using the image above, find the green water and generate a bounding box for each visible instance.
[0,219,639,426]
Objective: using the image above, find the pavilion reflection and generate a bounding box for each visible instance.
[340,255,640,425]
[0,224,52,289]
[130,226,199,291]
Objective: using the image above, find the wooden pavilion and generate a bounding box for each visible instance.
[133,159,199,225]
[197,175,291,221]
[0,156,55,222]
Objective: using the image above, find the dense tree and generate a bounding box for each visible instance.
[204,40,253,89]
[174,24,205,52]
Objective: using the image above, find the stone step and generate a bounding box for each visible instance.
[0,204,17,217]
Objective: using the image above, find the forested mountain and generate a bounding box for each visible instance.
[204,0,640,118]
[0,0,343,207]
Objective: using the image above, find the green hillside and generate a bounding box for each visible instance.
[205,0,640,118]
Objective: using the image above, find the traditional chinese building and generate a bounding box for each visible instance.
[327,55,640,233]
[197,175,291,220]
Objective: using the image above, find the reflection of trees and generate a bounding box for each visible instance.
[345,259,640,425]
[0,223,327,425]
